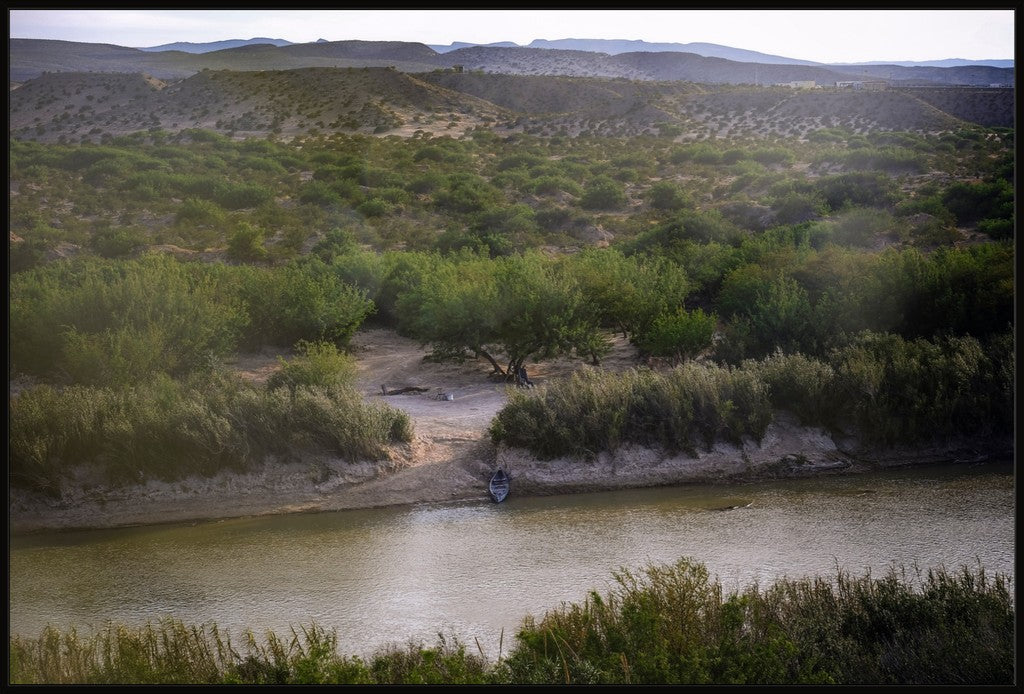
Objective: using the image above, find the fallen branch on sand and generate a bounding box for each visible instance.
[381,384,430,396]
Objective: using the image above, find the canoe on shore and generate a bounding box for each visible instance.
[489,469,510,503]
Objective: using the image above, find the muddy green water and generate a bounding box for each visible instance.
[9,461,1014,659]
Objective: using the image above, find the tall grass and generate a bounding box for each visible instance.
[9,371,413,496]
[489,364,772,459]
[10,560,1012,685]
[497,558,1014,685]
[491,329,1013,459]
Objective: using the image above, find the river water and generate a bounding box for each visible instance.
[9,461,1014,660]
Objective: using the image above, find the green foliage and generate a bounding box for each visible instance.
[227,223,268,262]
[830,331,1013,444]
[433,173,504,214]
[490,364,771,459]
[236,258,375,348]
[743,350,838,426]
[175,198,227,228]
[580,175,627,211]
[90,226,147,258]
[825,146,926,174]
[564,248,692,340]
[397,250,607,374]
[645,180,694,211]
[266,340,356,393]
[812,171,899,211]
[532,174,582,197]
[830,207,899,247]
[634,308,717,363]
[626,210,744,253]
[9,371,412,496]
[298,180,345,207]
[10,255,248,384]
[770,191,827,225]
[940,179,1013,227]
[500,558,1013,685]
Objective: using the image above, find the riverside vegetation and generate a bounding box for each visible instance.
[7,71,1015,684]
[9,559,1014,684]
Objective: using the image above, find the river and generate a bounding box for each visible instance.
[8,460,1014,660]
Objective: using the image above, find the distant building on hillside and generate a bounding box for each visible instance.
[777,80,817,89]
[835,81,888,90]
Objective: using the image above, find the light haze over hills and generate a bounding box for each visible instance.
[135,36,1012,68]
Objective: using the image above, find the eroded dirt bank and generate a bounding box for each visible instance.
[9,329,1009,534]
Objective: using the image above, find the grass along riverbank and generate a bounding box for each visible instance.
[9,558,1013,685]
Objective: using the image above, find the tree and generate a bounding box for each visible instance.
[634,308,717,364]
[396,251,608,377]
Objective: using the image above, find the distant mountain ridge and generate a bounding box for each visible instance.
[132,36,1012,69]
[138,37,294,53]
[8,37,1013,87]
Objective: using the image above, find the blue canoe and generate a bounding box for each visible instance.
[489,468,510,503]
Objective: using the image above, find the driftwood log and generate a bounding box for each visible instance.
[381,384,430,396]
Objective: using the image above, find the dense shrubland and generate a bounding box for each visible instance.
[10,559,1012,685]
[7,119,1014,487]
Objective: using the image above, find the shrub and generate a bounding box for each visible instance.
[227,224,268,262]
[266,340,356,393]
[940,180,1013,227]
[830,331,1013,443]
[580,175,627,211]
[237,258,375,348]
[743,350,837,426]
[490,364,771,459]
[645,181,693,211]
[500,558,1013,685]
[633,308,716,363]
[9,372,412,496]
[10,255,247,383]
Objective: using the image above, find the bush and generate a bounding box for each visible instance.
[830,331,1013,443]
[743,350,837,426]
[237,258,375,348]
[490,364,771,459]
[9,371,413,496]
[940,180,1013,227]
[10,255,247,383]
[633,308,716,363]
[645,181,693,211]
[227,224,268,262]
[580,175,627,211]
[500,558,1013,685]
[266,340,356,393]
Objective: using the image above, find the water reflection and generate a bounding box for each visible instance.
[9,461,1014,659]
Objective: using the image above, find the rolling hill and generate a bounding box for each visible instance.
[9,65,1013,145]
[9,38,1014,87]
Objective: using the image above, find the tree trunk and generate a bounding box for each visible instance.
[476,349,505,375]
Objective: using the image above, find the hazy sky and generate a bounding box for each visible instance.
[8,9,1015,63]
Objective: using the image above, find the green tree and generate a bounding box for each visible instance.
[635,308,717,364]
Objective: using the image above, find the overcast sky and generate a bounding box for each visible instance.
[8,9,1015,63]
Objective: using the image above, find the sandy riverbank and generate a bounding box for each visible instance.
[9,329,1009,534]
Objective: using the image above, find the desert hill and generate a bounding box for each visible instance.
[9,65,1013,144]
[9,67,508,141]
[9,38,1013,87]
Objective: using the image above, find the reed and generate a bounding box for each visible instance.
[10,561,1011,685]
[10,372,413,496]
